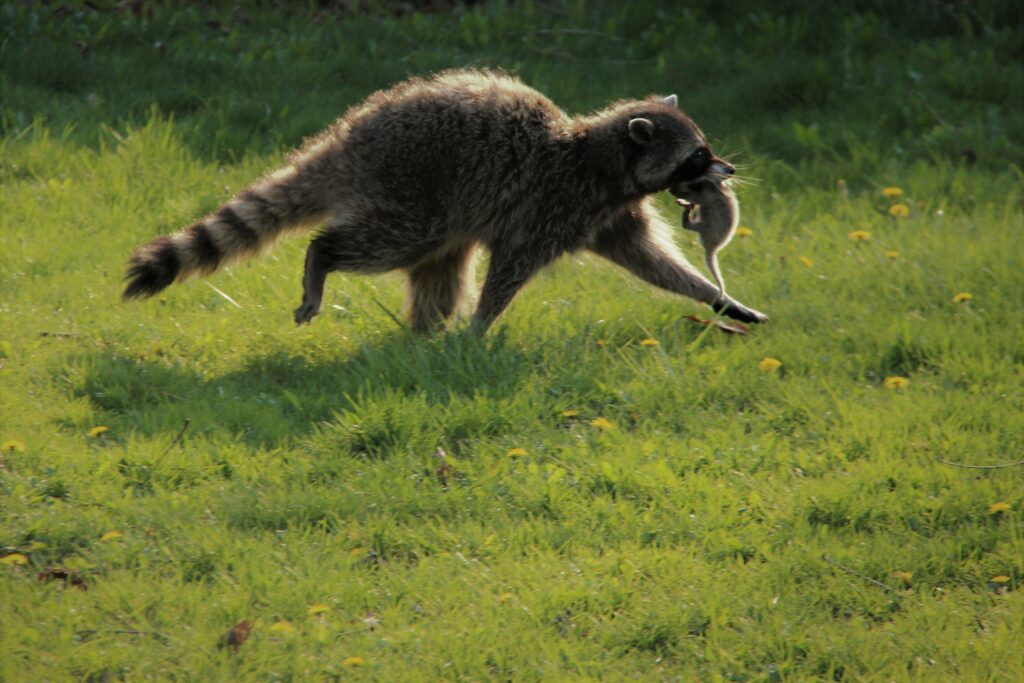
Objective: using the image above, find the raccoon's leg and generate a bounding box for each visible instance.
[471,245,559,332]
[407,242,476,334]
[294,226,388,325]
[294,238,332,325]
[590,204,768,324]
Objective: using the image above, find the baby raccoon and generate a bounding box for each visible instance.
[673,177,741,304]
[124,69,767,332]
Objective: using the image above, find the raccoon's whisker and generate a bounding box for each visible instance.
[726,174,761,188]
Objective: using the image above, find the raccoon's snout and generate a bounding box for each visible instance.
[712,160,734,177]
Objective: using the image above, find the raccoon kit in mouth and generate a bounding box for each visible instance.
[123,69,767,333]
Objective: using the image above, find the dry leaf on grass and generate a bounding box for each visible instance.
[37,567,88,591]
[683,315,750,336]
[217,620,252,653]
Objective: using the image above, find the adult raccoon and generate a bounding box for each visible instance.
[123,69,767,332]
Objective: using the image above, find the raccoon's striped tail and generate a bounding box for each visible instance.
[123,167,328,300]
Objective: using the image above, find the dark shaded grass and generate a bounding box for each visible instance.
[4,1,1022,168]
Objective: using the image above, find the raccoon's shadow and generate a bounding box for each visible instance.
[72,329,530,449]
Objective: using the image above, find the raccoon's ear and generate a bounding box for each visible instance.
[628,118,655,145]
[664,94,678,108]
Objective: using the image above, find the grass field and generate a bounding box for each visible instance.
[2,1,1023,680]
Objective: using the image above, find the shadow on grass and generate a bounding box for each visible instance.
[69,329,532,448]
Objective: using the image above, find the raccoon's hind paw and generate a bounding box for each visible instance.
[293,302,320,325]
[714,300,768,324]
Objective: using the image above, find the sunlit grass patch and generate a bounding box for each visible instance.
[2,2,1023,681]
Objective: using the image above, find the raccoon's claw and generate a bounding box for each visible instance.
[714,300,768,324]
[294,302,320,325]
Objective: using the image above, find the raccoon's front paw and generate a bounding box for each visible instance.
[714,299,768,324]
[294,302,320,325]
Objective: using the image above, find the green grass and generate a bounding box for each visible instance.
[2,1,1024,680]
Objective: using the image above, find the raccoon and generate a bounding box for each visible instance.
[123,69,767,333]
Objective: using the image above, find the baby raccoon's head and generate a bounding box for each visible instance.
[621,95,734,197]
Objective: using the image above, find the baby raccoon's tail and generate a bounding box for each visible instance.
[123,166,329,300]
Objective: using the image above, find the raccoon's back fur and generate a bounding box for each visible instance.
[124,69,767,330]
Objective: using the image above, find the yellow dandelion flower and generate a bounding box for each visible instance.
[1,439,26,453]
[881,186,904,197]
[991,575,1010,583]
[589,417,614,431]
[883,376,909,390]
[560,409,579,418]
[99,531,123,542]
[343,656,366,667]
[848,230,871,242]
[639,338,659,347]
[736,226,753,237]
[798,256,814,268]
[888,204,910,218]
[885,250,900,259]
[1,553,28,566]
[88,426,109,438]
[759,357,782,372]
[988,502,1011,514]
[307,604,330,616]
[952,292,973,303]
[891,570,913,586]
[595,339,607,347]
[269,621,296,634]
[497,592,514,603]
[506,448,527,458]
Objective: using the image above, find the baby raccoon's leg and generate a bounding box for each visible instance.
[407,242,476,334]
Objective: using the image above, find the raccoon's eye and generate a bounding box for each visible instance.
[669,147,712,184]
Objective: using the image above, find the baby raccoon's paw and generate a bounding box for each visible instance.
[714,299,769,324]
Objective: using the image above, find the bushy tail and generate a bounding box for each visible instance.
[123,167,328,299]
